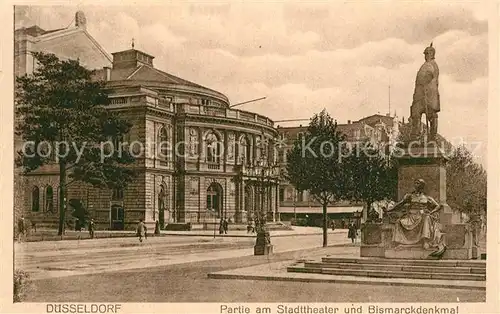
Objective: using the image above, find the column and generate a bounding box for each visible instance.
[239,179,245,223]
[275,184,279,222]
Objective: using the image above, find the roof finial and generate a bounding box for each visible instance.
[430,42,433,47]
[132,38,135,49]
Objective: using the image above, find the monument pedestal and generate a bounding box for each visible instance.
[361,222,474,260]
[397,145,460,224]
[254,231,273,255]
[361,145,476,260]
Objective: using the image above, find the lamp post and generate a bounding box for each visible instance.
[253,158,277,255]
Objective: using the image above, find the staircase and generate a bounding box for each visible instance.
[287,257,486,281]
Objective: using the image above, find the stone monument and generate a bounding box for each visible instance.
[254,216,273,255]
[409,43,440,142]
[360,44,475,260]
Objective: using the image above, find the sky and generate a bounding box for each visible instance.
[14,2,489,166]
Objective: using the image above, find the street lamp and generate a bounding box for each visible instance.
[253,157,277,256]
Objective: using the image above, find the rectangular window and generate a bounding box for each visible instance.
[112,188,124,201]
[297,191,304,202]
[279,188,285,202]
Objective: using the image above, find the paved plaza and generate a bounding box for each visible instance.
[15,228,486,303]
[15,227,345,281]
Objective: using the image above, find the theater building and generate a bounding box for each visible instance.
[15,11,280,230]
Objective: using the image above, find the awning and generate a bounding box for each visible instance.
[279,206,363,214]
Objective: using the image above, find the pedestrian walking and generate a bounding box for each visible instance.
[75,218,82,231]
[154,220,160,235]
[331,220,335,231]
[219,218,224,235]
[223,218,229,234]
[31,221,37,233]
[17,215,26,242]
[136,219,147,242]
[348,222,357,244]
[88,219,95,239]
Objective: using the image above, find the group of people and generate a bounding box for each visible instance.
[16,215,95,241]
[219,218,229,234]
[347,222,358,243]
[75,218,95,238]
[329,219,359,244]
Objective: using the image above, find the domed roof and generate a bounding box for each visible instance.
[107,48,229,106]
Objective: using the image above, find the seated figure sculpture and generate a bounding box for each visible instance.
[384,179,447,258]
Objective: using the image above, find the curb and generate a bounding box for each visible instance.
[21,230,336,242]
[207,272,486,291]
[161,232,326,238]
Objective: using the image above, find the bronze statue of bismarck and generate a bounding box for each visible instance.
[409,43,440,141]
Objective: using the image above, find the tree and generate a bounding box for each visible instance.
[345,142,398,222]
[286,110,350,247]
[447,145,487,215]
[16,52,136,235]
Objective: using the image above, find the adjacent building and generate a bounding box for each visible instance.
[276,114,401,227]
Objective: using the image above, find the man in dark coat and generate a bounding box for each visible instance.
[17,215,26,242]
[348,222,357,243]
[410,43,440,140]
[88,219,95,239]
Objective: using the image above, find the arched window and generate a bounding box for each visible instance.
[206,132,221,164]
[158,185,167,210]
[158,127,169,160]
[45,186,54,213]
[239,136,251,165]
[31,186,40,212]
[207,182,223,217]
[261,137,269,161]
[255,136,262,161]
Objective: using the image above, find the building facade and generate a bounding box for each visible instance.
[15,11,280,231]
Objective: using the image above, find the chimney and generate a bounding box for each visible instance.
[104,67,111,81]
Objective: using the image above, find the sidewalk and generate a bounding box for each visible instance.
[19,226,336,242]
[19,232,352,281]
[15,227,347,253]
[163,226,329,237]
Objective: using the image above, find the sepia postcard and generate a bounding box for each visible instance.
[0,1,498,313]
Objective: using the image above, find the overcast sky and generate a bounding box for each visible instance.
[15,2,489,165]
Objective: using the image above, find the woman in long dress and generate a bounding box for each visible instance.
[385,179,446,257]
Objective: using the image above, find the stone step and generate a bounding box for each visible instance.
[304,262,486,274]
[287,265,486,281]
[322,257,486,268]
